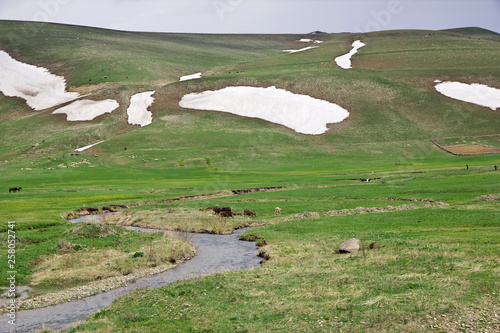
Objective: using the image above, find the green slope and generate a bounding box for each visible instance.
[0,22,499,332]
[1,22,499,168]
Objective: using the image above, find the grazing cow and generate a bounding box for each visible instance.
[243,209,257,217]
[9,187,22,193]
[274,207,281,215]
[219,210,234,219]
[210,206,232,216]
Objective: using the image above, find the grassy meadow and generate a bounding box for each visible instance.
[0,21,499,332]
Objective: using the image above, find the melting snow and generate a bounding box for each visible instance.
[297,39,323,44]
[334,40,365,69]
[127,91,155,126]
[435,81,500,111]
[180,72,202,81]
[75,141,105,152]
[53,99,119,121]
[179,86,349,135]
[0,50,80,110]
[282,46,319,54]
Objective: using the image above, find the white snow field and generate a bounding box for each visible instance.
[53,99,119,121]
[0,50,80,110]
[334,40,366,69]
[297,39,323,44]
[282,46,319,54]
[435,81,500,111]
[179,86,349,135]
[75,141,105,152]
[179,72,202,81]
[127,91,155,126]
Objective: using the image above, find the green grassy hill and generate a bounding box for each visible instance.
[0,21,499,332]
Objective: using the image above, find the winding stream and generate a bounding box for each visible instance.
[1,215,261,332]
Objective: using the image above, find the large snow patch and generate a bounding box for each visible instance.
[0,50,80,110]
[335,40,365,69]
[435,82,500,111]
[53,99,119,121]
[179,86,349,135]
[127,91,155,126]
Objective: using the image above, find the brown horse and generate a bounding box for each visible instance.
[9,187,22,193]
[243,209,257,217]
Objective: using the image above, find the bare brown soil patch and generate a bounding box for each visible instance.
[431,134,500,156]
[442,144,500,155]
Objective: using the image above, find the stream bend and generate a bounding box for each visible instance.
[1,216,261,332]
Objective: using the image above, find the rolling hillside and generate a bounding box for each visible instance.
[0,22,499,172]
[0,21,499,332]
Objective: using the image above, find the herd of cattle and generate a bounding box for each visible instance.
[208,206,282,218]
[8,187,284,218]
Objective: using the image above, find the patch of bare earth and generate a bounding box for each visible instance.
[442,145,500,155]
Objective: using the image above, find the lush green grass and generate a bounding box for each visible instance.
[68,208,499,332]
[0,22,499,331]
[0,21,301,85]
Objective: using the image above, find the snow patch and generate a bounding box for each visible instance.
[75,141,105,152]
[127,91,155,127]
[297,39,323,44]
[435,81,500,111]
[282,46,318,54]
[0,50,80,110]
[53,99,119,121]
[180,72,202,81]
[179,86,349,135]
[334,40,365,69]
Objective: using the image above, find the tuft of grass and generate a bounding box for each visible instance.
[100,208,255,234]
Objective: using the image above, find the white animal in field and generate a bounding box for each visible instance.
[274,207,281,215]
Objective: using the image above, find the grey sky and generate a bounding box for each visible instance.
[0,0,499,34]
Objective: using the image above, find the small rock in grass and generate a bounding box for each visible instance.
[339,238,359,253]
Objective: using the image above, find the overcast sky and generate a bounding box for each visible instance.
[0,0,499,34]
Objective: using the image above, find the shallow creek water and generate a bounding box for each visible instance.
[1,214,261,332]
